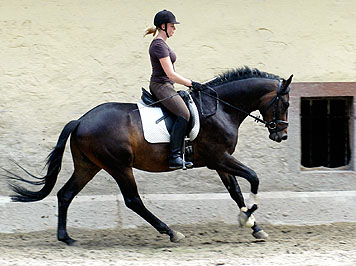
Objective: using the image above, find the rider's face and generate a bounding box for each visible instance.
[162,23,176,37]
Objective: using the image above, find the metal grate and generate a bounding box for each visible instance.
[301,97,352,168]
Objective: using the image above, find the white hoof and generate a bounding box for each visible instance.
[252,230,269,240]
[170,231,185,243]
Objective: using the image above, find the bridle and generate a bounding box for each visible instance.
[262,80,290,133]
[198,80,290,132]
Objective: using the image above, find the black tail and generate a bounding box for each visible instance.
[9,120,80,202]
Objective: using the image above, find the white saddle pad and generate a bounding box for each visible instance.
[137,94,200,143]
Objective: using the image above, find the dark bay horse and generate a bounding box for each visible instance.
[8,67,292,245]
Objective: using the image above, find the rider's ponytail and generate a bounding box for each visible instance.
[144,27,157,37]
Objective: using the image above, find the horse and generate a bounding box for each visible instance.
[7,67,292,245]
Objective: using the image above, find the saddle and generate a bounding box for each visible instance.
[140,88,195,134]
[138,88,200,161]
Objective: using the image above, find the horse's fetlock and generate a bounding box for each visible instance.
[239,204,258,228]
[245,214,256,228]
[238,209,248,227]
[160,228,172,236]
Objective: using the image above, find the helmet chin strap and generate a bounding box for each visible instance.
[163,23,169,38]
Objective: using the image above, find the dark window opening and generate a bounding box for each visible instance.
[301,97,352,168]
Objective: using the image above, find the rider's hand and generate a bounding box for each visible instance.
[190,81,205,92]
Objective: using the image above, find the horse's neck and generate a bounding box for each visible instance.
[217,78,276,120]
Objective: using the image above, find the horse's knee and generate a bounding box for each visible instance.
[250,170,259,184]
[124,196,144,211]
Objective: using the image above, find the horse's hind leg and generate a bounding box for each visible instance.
[109,167,184,242]
[57,161,100,245]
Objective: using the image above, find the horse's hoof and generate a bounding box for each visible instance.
[252,229,269,240]
[170,231,185,243]
[59,237,77,246]
[67,239,79,246]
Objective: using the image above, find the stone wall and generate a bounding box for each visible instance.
[1,0,356,197]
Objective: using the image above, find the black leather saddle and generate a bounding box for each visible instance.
[140,88,195,134]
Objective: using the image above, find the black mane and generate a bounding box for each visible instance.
[204,66,280,87]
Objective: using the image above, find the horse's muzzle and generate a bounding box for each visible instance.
[269,132,288,142]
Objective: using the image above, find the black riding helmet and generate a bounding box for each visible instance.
[154,10,180,38]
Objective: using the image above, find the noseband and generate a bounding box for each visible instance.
[198,80,290,132]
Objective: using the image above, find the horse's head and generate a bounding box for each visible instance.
[259,75,293,143]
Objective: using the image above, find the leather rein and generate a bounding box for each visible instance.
[197,80,290,132]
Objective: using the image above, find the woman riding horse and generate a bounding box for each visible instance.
[144,10,205,169]
[7,9,293,244]
[8,67,292,245]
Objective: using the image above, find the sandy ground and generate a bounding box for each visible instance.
[0,222,356,266]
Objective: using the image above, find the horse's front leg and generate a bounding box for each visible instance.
[214,156,268,240]
[217,170,253,225]
[215,153,259,201]
[217,170,246,209]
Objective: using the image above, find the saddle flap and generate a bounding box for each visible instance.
[177,90,195,131]
[198,87,218,117]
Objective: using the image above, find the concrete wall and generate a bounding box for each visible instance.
[1,0,356,199]
[3,191,356,233]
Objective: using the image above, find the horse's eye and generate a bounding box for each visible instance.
[283,102,290,109]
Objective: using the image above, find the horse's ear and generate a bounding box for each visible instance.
[282,74,293,91]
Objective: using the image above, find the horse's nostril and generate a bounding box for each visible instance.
[281,135,288,140]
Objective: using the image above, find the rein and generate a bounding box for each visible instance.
[198,81,288,131]
[132,93,179,112]
[133,80,289,132]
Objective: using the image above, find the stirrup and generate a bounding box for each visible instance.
[169,157,193,170]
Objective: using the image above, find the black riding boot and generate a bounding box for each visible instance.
[169,116,193,169]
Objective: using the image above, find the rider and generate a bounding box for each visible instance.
[144,9,204,170]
